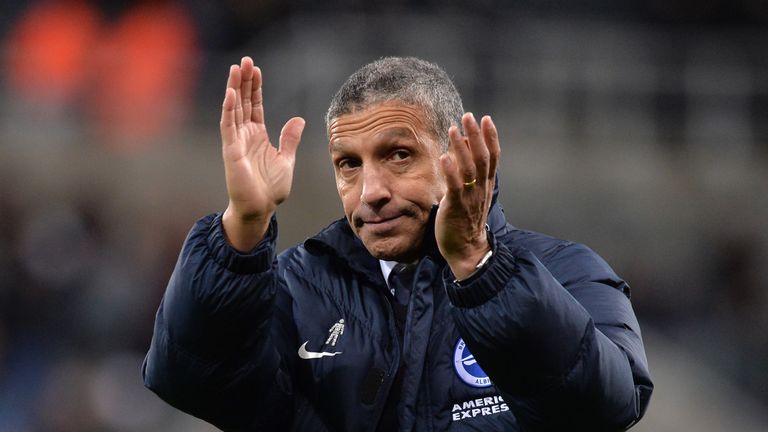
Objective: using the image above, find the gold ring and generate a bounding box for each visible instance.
[463,178,477,188]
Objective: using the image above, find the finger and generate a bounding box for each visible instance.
[225,65,240,127]
[240,57,254,123]
[231,65,244,127]
[481,115,500,181]
[449,121,476,185]
[220,87,237,147]
[462,112,490,183]
[278,117,306,162]
[251,66,265,124]
[226,64,244,128]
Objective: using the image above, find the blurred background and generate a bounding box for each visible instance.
[1,0,767,430]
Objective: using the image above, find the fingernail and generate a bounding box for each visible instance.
[469,112,476,123]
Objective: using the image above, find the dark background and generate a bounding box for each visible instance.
[1,1,767,430]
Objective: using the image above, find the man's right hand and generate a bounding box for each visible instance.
[220,57,305,252]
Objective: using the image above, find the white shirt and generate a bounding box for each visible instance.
[379,260,399,295]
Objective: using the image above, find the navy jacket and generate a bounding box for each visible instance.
[143,199,653,431]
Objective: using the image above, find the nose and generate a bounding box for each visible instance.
[360,165,391,208]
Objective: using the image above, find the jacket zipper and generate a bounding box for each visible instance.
[370,287,402,429]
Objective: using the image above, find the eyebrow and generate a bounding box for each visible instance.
[329,141,345,153]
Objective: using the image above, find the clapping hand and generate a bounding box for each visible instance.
[220,57,305,251]
[436,113,500,280]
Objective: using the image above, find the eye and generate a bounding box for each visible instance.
[337,158,360,171]
[390,149,410,161]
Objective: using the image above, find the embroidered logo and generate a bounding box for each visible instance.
[451,395,509,421]
[324,319,345,347]
[298,318,346,360]
[453,338,492,388]
[298,342,342,359]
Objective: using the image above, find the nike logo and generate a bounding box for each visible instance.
[298,341,342,359]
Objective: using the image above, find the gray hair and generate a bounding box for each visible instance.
[325,57,464,151]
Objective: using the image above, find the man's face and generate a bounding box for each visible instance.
[328,102,446,262]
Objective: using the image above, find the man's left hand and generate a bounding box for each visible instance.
[436,113,500,280]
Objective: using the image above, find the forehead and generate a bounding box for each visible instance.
[328,102,432,146]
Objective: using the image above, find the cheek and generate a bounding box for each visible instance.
[336,181,358,214]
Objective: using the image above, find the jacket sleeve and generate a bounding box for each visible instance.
[444,235,653,431]
[142,213,296,430]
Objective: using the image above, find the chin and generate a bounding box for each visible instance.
[352,216,427,261]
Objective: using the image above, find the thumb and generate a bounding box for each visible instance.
[279,117,305,160]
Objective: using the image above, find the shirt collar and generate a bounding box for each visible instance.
[379,260,399,288]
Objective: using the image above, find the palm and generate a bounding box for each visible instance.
[220,58,305,221]
[225,122,292,215]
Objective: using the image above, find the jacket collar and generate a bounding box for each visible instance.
[304,218,384,285]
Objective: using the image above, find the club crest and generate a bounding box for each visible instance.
[453,338,492,388]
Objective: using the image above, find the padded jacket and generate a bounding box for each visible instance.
[143,199,653,431]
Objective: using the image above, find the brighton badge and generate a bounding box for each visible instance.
[453,338,492,388]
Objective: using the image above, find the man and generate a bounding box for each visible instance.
[143,56,653,431]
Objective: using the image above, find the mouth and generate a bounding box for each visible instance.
[359,214,405,234]
[363,214,401,224]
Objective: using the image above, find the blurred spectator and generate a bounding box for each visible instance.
[89,1,199,150]
[4,1,101,107]
[4,0,200,151]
